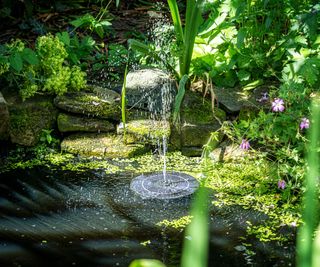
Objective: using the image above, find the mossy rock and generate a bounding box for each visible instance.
[8,96,58,146]
[179,91,226,150]
[117,119,170,144]
[54,88,121,120]
[60,133,149,158]
[213,83,275,114]
[0,91,9,140]
[57,113,115,133]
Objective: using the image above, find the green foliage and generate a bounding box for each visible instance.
[57,31,96,65]
[70,13,112,39]
[129,259,166,267]
[0,34,87,100]
[297,98,320,267]
[181,186,209,267]
[39,129,59,147]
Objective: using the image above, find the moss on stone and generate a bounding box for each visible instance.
[9,97,58,146]
[60,133,149,158]
[57,113,115,133]
[203,158,301,242]
[119,119,170,144]
[54,91,121,120]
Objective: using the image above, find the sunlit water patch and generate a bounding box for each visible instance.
[0,166,295,266]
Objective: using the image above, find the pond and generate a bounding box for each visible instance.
[0,160,295,267]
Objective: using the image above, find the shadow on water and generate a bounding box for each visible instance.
[0,167,295,267]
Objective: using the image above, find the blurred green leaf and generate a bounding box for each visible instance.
[129,259,166,267]
[21,48,39,65]
[181,186,209,267]
[9,52,23,72]
[57,31,70,46]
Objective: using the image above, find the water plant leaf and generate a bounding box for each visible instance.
[129,259,166,267]
[121,62,128,142]
[181,186,209,267]
[173,74,188,123]
[167,0,184,45]
[297,97,320,267]
[180,0,204,77]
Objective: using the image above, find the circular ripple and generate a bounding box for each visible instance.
[130,171,199,199]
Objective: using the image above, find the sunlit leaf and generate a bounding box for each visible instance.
[243,79,263,91]
[129,259,166,267]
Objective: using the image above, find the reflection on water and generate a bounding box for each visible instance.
[0,167,295,267]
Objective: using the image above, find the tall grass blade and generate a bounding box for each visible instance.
[181,186,209,267]
[167,0,184,45]
[181,0,204,77]
[312,224,320,267]
[297,97,320,267]
[121,62,128,143]
[173,74,188,123]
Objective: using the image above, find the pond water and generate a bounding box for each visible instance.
[0,166,295,267]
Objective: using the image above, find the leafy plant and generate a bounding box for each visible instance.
[296,97,320,267]
[0,34,87,100]
[70,0,114,39]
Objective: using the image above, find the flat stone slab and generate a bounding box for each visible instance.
[117,119,170,144]
[57,113,115,133]
[213,85,273,113]
[54,88,121,120]
[60,133,148,158]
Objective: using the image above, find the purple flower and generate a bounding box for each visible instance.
[277,180,286,190]
[272,98,285,112]
[240,139,250,150]
[300,118,310,130]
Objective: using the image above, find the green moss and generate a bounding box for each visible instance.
[203,158,301,242]
[157,216,193,230]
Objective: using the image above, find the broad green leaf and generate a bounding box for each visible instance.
[237,69,250,81]
[9,52,23,72]
[237,28,247,49]
[100,20,112,27]
[94,24,104,38]
[116,0,120,8]
[81,36,96,48]
[129,259,166,267]
[173,74,188,123]
[243,79,263,91]
[21,48,39,65]
[56,31,70,46]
